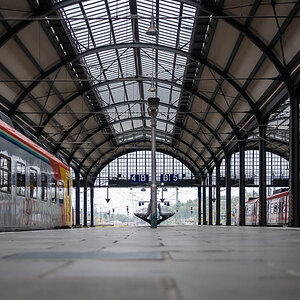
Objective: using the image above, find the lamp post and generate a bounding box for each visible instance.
[148,97,160,228]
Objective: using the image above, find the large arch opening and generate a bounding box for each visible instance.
[203,150,289,226]
[74,150,200,225]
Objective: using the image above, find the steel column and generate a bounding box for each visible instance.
[83,180,88,227]
[289,81,300,227]
[90,186,94,227]
[225,154,232,225]
[150,115,157,228]
[203,175,207,225]
[216,163,221,225]
[259,124,267,226]
[239,142,246,226]
[209,170,213,225]
[198,184,202,225]
[75,170,80,226]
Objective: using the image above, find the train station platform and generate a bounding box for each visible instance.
[1,225,300,300]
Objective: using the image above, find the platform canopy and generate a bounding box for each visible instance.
[0,0,299,178]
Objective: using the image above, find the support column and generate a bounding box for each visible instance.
[148,97,159,229]
[288,82,300,227]
[209,170,213,225]
[239,142,246,226]
[225,154,232,226]
[75,170,81,226]
[90,186,94,227]
[259,124,267,226]
[198,183,202,225]
[83,180,88,227]
[203,175,207,225]
[216,163,221,225]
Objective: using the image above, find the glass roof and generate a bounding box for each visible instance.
[267,99,290,144]
[56,0,196,141]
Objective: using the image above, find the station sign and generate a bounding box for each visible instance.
[160,174,179,183]
[130,174,149,183]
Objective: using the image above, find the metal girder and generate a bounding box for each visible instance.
[36,76,239,142]
[129,0,146,129]
[0,0,291,82]
[78,126,209,169]
[66,115,217,166]
[79,129,207,174]
[88,138,202,178]
[53,99,223,156]
[10,42,255,131]
[94,146,200,180]
[193,0,261,153]
[178,0,290,81]
[0,0,85,48]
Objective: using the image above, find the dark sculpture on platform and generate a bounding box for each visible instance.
[134,203,174,225]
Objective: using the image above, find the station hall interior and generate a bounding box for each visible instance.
[0,0,299,299]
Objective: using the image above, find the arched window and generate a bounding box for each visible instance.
[95,150,195,187]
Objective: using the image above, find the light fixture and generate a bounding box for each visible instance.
[146,20,158,36]
[146,0,158,36]
[148,84,156,93]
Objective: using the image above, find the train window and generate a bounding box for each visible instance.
[16,162,26,196]
[30,168,37,199]
[41,173,47,201]
[0,155,11,193]
[270,203,274,214]
[274,203,278,214]
[50,178,57,203]
[67,179,70,196]
[58,181,64,204]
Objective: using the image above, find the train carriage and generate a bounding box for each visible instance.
[235,190,289,226]
[0,117,72,231]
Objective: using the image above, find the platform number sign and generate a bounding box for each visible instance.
[160,174,179,183]
[130,174,149,184]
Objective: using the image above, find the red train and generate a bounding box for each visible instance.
[235,190,289,226]
[0,114,72,231]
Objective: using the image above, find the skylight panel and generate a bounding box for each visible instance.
[156,51,176,80]
[140,48,155,77]
[132,119,143,129]
[122,82,141,100]
[157,121,167,132]
[118,48,136,77]
[158,0,181,48]
[108,0,132,44]
[179,4,196,51]
[137,0,157,44]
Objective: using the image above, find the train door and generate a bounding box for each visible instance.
[16,161,26,227]
[267,201,270,225]
[284,196,288,224]
[0,155,12,227]
[50,178,58,226]
[253,202,257,224]
[58,181,65,226]
[65,176,72,227]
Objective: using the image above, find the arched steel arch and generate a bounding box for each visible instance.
[227,147,290,163]
[54,99,226,156]
[78,127,210,172]
[0,0,290,82]
[52,100,170,149]
[87,139,202,178]
[179,0,290,81]
[38,76,240,142]
[9,43,257,124]
[66,115,218,166]
[92,147,200,184]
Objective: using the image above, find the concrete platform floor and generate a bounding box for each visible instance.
[1,225,300,300]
